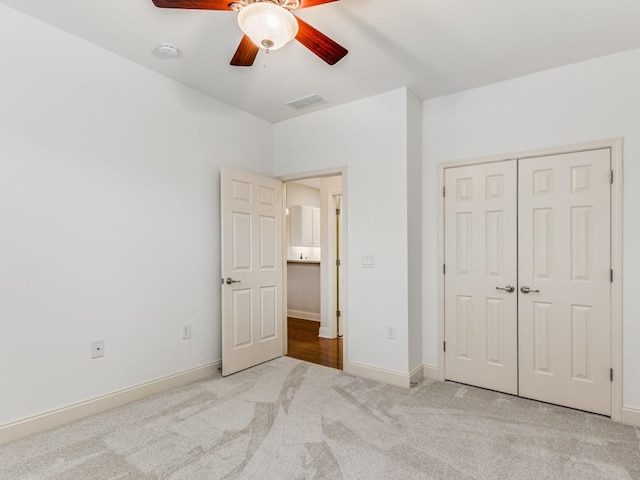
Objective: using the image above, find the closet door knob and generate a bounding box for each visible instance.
[496,285,515,293]
[225,278,241,285]
[520,286,540,294]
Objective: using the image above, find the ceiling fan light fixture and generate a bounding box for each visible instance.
[238,2,299,51]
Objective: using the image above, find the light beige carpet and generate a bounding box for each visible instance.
[1,357,639,479]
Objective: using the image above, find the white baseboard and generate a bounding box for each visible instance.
[318,326,340,339]
[318,326,333,338]
[344,361,411,388]
[622,407,640,427]
[410,364,424,385]
[287,310,320,322]
[0,362,220,446]
[422,363,439,380]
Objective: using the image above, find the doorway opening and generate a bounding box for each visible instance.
[283,175,344,370]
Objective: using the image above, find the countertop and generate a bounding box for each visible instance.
[287,260,321,265]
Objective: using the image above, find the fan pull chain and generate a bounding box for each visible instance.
[260,39,274,69]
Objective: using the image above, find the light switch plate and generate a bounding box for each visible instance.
[361,255,375,268]
[182,324,192,340]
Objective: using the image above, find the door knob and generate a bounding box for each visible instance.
[496,285,515,293]
[520,286,540,294]
[225,278,241,285]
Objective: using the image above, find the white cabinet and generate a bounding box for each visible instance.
[291,205,320,247]
[311,207,320,246]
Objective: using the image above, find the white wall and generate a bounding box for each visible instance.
[286,263,321,319]
[274,88,411,375]
[0,5,273,426]
[422,48,640,408]
[286,183,321,208]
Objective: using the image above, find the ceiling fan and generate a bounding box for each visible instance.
[151,0,348,67]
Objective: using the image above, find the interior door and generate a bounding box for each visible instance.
[518,149,611,415]
[221,167,283,376]
[444,160,518,394]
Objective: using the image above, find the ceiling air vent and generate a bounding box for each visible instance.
[285,94,328,111]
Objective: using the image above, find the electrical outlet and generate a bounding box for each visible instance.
[386,325,396,340]
[182,324,192,340]
[91,340,105,359]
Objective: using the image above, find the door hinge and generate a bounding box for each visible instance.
[443,186,446,198]
[336,259,341,267]
[610,368,614,382]
[336,208,341,215]
[443,264,446,275]
[610,269,614,283]
[443,341,446,352]
[337,310,341,318]
[610,170,614,184]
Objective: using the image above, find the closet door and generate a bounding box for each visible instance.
[518,149,611,415]
[444,161,518,394]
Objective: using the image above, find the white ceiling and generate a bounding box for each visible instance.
[4,0,640,123]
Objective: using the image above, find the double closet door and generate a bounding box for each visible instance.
[444,149,611,415]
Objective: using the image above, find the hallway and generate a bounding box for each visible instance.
[286,318,343,370]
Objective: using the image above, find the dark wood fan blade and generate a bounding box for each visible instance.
[230,35,260,67]
[152,0,233,10]
[298,0,339,8]
[295,17,347,65]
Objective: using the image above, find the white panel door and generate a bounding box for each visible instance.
[518,149,611,415]
[444,161,518,394]
[221,167,283,376]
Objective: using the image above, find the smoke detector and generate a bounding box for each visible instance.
[154,43,179,59]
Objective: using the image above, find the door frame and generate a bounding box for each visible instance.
[278,167,348,364]
[323,190,343,339]
[436,138,623,422]
[332,193,344,338]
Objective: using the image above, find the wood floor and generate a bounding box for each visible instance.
[286,317,343,370]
